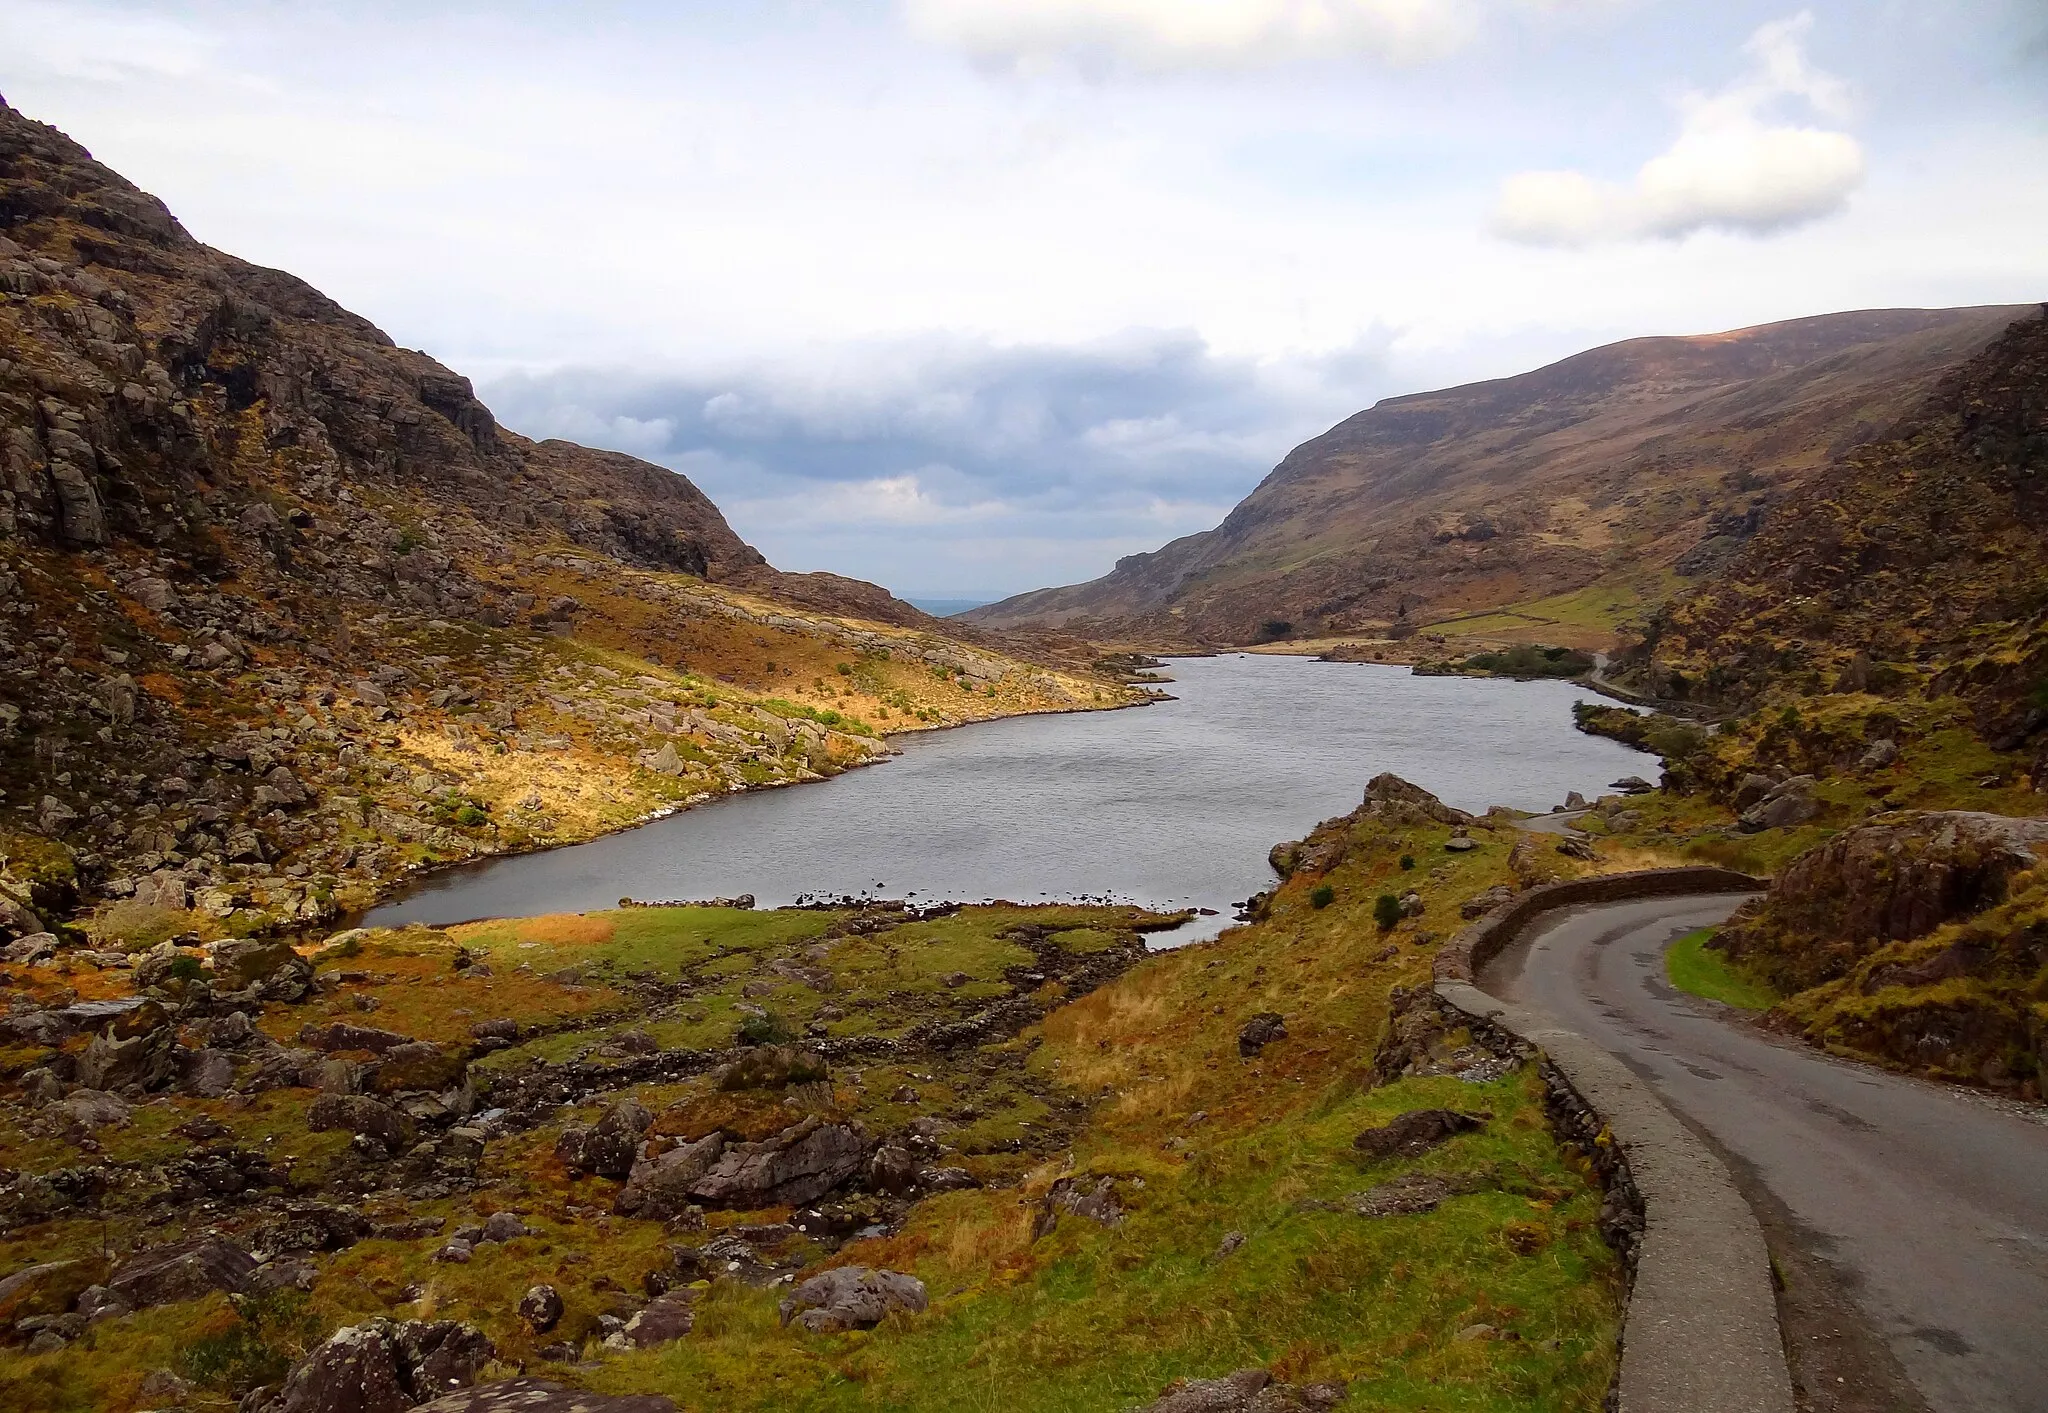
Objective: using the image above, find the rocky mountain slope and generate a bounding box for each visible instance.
[1616,305,2048,744]
[968,305,2031,647]
[0,96,1131,946]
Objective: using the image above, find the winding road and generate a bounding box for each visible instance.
[1482,895,2048,1413]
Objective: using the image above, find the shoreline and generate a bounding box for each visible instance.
[349,691,1157,931]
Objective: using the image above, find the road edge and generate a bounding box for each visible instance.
[1433,868,1794,1413]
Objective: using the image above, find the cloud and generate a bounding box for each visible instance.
[484,329,1390,594]
[1493,12,1865,246]
[902,0,1531,70]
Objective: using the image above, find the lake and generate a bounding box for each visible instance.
[365,654,1651,942]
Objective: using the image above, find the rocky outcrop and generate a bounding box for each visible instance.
[686,1117,868,1209]
[1714,811,2048,992]
[106,1233,257,1308]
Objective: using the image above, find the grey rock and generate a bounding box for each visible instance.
[688,1117,867,1208]
[308,1094,417,1152]
[1353,1108,1485,1159]
[518,1284,563,1334]
[108,1234,258,1308]
[1237,1012,1286,1058]
[777,1266,926,1334]
[603,1290,697,1348]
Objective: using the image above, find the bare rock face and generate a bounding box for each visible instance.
[1715,811,2048,992]
[687,1117,868,1208]
[776,1266,926,1334]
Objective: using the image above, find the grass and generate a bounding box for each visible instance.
[1664,928,1779,1012]
[0,809,1638,1412]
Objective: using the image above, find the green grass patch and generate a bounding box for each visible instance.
[1665,928,1778,1011]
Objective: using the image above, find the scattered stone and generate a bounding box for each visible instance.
[1213,1230,1246,1260]
[1138,1368,1346,1413]
[1348,1171,1488,1217]
[556,1096,652,1178]
[776,1266,927,1333]
[481,1212,528,1243]
[308,1094,417,1153]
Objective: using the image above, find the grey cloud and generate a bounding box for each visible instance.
[481,329,1390,594]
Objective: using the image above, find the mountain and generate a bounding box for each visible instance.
[967,306,2034,646]
[0,96,1128,940]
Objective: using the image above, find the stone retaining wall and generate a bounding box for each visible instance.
[1434,865,1762,984]
[1432,866,1792,1413]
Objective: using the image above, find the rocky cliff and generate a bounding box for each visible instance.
[0,96,1127,944]
[968,305,2030,646]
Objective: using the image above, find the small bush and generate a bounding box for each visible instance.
[735,1011,794,1047]
[1309,884,1335,910]
[1399,854,1415,871]
[1373,894,1403,930]
[180,1290,320,1397]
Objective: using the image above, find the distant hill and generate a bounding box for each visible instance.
[967,306,2034,647]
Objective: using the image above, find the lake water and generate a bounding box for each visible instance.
[365,655,1650,943]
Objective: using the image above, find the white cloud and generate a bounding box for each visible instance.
[1493,12,1865,246]
[903,0,1493,69]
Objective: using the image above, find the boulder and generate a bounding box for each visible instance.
[688,1117,867,1208]
[300,1022,416,1054]
[1730,773,1776,811]
[481,1212,527,1243]
[411,1379,677,1412]
[75,1025,177,1092]
[178,1047,237,1098]
[1352,1109,1486,1159]
[0,1257,110,1330]
[1361,774,1474,828]
[213,939,313,999]
[1348,1170,1488,1217]
[1036,1175,1123,1235]
[556,1096,652,1178]
[262,1318,492,1413]
[615,1132,727,1219]
[517,1285,563,1334]
[108,1234,258,1308]
[252,1203,372,1257]
[603,1290,697,1348]
[1738,775,1820,832]
[1237,1012,1286,1058]
[59,1088,132,1129]
[776,1266,926,1334]
[1858,738,1900,771]
[308,1094,418,1153]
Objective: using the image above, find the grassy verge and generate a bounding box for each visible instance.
[1664,928,1778,1012]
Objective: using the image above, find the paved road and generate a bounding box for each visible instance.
[1484,895,2048,1413]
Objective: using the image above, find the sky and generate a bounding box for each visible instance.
[3,1,2044,599]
